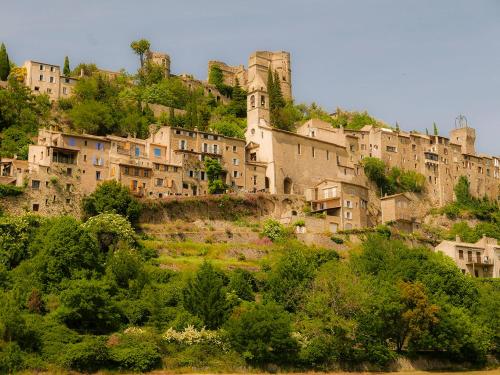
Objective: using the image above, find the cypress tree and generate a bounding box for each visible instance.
[228,78,246,118]
[395,122,400,132]
[0,43,10,81]
[433,122,439,136]
[273,70,285,109]
[266,67,275,106]
[63,56,71,76]
[425,128,429,136]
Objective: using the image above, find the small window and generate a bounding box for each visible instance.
[32,203,39,212]
[49,76,55,83]
[66,198,71,204]
[68,138,76,146]
[63,87,67,95]
[260,95,266,107]
[34,86,40,91]
[31,180,40,190]
[154,148,161,157]
[96,171,101,180]
[39,65,44,71]
[66,168,72,176]
[297,144,302,155]
[458,250,464,259]
[39,74,44,81]
[135,146,140,157]
[144,170,149,177]
[233,171,238,178]
[155,178,163,186]
[233,146,237,152]
[96,142,104,151]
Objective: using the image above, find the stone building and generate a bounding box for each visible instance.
[305,179,369,232]
[22,125,248,213]
[380,193,420,232]
[208,60,247,87]
[435,236,500,278]
[22,60,78,101]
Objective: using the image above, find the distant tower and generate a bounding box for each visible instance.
[247,51,292,100]
[450,115,476,155]
[146,51,171,78]
[247,87,270,126]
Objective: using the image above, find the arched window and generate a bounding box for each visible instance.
[250,95,255,108]
[284,177,292,194]
[260,95,266,107]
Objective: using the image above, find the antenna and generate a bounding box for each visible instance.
[455,114,468,128]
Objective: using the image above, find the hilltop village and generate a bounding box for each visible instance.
[0,39,500,374]
[1,49,499,223]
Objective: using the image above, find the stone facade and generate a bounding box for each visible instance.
[23,60,78,101]
[146,51,171,77]
[435,236,500,278]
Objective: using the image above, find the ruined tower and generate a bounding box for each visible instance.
[247,51,292,100]
[146,51,171,78]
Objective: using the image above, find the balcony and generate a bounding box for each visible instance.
[311,197,341,212]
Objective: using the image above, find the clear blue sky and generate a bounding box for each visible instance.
[2,0,499,155]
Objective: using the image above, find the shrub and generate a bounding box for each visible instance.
[261,219,287,242]
[330,235,344,244]
[82,212,136,251]
[0,342,24,373]
[108,333,161,372]
[61,336,109,372]
[0,184,23,198]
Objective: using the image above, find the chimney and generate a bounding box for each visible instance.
[455,235,461,242]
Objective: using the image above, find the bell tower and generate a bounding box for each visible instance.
[450,115,476,155]
[247,88,270,126]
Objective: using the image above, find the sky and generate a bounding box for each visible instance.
[2,0,499,155]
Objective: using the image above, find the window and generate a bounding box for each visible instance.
[297,144,302,155]
[66,168,72,176]
[34,86,39,91]
[312,147,316,158]
[39,65,44,71]
[135,146,140,157]
[232,158,239,166]
[213,145,218,154]
[39,74,44,81]
[49,76,55,83]
[96,171,101,180]
[200,171,205,180]
[386,145,397,153]
[344,211,352,220]
[63,87,67,95]
[50,66,55,72]
[233,171,238,178]
[233,146,237,152]
[66,184,71,191]
[260,95,265,107]
[68,137,76,146]
[66,198,71,204]
[155,178,163,186]
[459,250,464,259]
[83,155,87,162]
[154,148,161,157]
[32,203,39,212]
[326,150,329,160]
[96,142,104,151]
[179,140,187,150]
[253,175,257,185]
[144,170,149,177]
[344,200,353,208]
[31,180,40,190]
[46,88,52,94]
[124,167,130,175]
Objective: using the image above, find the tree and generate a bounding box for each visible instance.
[267,67,286,128]
[130,39,151,68]
[227,78,247,118]
[204,157,226,194]
[63,56,71,76]
[82,180,141,224]
[183,261,230,329]
[31,216,102,287]
[224,302,298,365]
[267,246,314,312]
[228,269,254,302]
[395,122,400,132]
[454,175,471,205]
[433,122,439,136]
[362,157,389,194]
[56,278,120,333]
[0,43,10,80]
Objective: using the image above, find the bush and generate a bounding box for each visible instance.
[0,184,23,197]
[224,302,298,365]
[82,180,141,224]
[330,235,344,244]
[108,333,161,372]
[261,219,287,242]
[0,342,24,373]
[61,336,109,372]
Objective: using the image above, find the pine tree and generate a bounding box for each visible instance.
[425,128,429,136]
[395,122,400,132]
[63,56,71,76]
[266,67,275,106]
[0,43,10,81]
[433,122,439,136]
[183,261,229,329]
[228,78,247,118]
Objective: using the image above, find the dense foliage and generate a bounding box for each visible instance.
[363,157,425,195]
[0,198,498,374]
